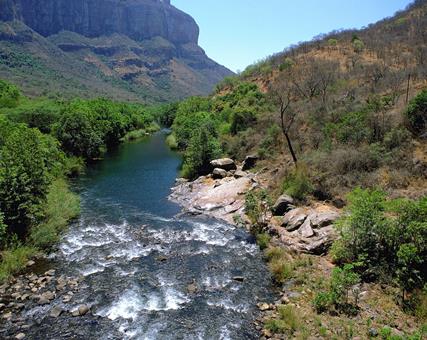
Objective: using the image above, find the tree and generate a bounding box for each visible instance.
[181,120,222,179]
[405,89,427,137]
[269,75,298,165]
[0,79,21,108]
[55,111,104,159]
[0,126,51,237]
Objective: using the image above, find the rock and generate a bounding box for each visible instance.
[50,306,63,318]
[210,158,237,171]
[41,291,55,301]
[233,170,248,178]
[77,305,90,316]
[272,194,294,216]
[232,276,245,282]
[309,211,339,229]
[15,333,26,339]
[282,208,307,231]
[187,282,198,294]
[299,218,315,238]
[257,303,271,311]
[26,260,35,267]
[44,269,56,276]
[2,311,12,320]
[368,328,379,337]
[212,168,228,179]
[242,155,259,171]
[156,256,168,262]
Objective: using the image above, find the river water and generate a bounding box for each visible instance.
[24,133,274,339]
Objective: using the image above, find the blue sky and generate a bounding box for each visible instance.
[172,0,414,72]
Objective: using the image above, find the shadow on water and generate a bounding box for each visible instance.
[21,132,276,339]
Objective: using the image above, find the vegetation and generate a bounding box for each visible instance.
[0,79,159,282]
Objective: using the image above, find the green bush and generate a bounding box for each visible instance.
[282,166,313,201]
[256,233,271,250]
[313,292,332,313]
[181,120,222,179]
[0,79,20,108]
[29,179,80,250]
[332,189,426,299]
[405,89,427,136]
[0,125,51,237]
[313,264,360,314]
[245,190,272,226]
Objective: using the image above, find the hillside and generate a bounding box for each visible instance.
[161,1,427,338]
[0,0,233,103]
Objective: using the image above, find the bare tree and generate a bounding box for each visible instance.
[269,76,298,166]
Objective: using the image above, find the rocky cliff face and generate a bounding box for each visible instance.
[0,0,232,102]
[0,0,199,45]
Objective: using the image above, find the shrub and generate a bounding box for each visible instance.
[313,292,332,313]
[332,189,426,299]
[245,189,272,226]
[313,264,360,314]
[265,305,301,335]
[405,89,427,136]
[256,233,271,250]
[265,247,294,284]
[282,166,313,201]
[0,79,20,108]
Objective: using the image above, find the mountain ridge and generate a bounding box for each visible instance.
[0,0,233,102]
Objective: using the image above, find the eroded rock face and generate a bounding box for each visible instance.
[0,0,199,45]
[270,205,340,254]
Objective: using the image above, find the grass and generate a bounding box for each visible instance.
[265,305,302,335]
[29,179,80,250]
[265,246,295,284]
[0,246,38,282]
[256,232,271,250]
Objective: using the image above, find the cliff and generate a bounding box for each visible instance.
[0,0,233,102]
[0,0,199,45]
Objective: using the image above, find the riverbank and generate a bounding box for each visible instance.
[169,158,426,339]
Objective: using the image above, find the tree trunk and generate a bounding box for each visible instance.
[284,131,298,166]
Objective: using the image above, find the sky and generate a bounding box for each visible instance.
[172,0,414,72]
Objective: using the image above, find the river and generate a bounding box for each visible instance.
[18,133,275,339]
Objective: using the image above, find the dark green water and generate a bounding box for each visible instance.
[22,133,274,339]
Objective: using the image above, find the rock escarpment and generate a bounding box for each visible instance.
[1,0,199,45]
[0,0,233,101]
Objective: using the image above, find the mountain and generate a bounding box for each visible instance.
[0,0,233,102]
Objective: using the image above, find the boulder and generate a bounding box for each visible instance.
[210,158,237,171]
[309,211,340,228]
[232,276,245,282]
[242,155,259,171]
[282,208,307,231]
[15,333,26,340]
[78,305,90,316]
[299,218,315,238]
[212,168,227,179]
[233,170,248,178]
[272,194,295,216]
[50,306,63,318]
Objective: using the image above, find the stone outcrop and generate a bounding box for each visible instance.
[210,158,237,172]
[269,205,340,254]
[0,0,198,45]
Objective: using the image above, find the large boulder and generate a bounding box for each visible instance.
[282,208,307,231]
[210,158,237,171]
[272,194,295,216]
[212,168,228,179]
[242,155,259,171]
